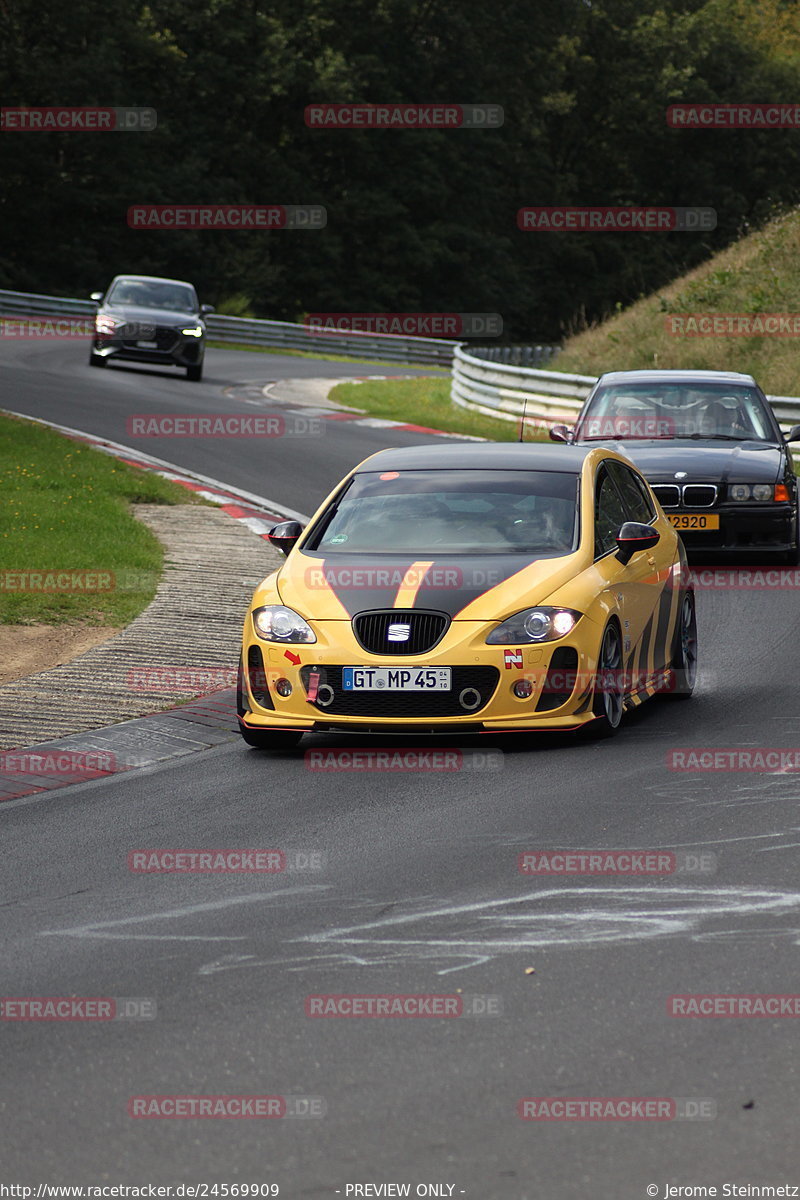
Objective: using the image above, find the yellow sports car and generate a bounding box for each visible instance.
[237,443,697,749]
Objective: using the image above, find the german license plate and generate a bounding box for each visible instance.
[342,667,451,691]
[668,513,720,530]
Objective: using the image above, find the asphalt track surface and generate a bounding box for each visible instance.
[2,342,800,1198]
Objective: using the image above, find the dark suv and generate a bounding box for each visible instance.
[89,274,213,381]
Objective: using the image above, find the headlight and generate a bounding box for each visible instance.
[181,326,203,337]
[252,605,316,643]
[95,316,120,334]
[730,483,781,501]
[486,607,582,645]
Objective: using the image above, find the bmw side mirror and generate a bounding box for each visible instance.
[549,424,574,443]
[616,521,660,565]
[200,304,215,315]
[786,425,800,442]
[90,292,103,302]
[268,521,305,556]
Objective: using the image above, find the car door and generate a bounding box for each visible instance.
[592,462,664,682]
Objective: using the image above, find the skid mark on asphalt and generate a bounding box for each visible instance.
[38,886,329,941]
[195,886,800,977]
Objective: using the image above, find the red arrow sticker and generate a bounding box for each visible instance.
[284,649,301,666]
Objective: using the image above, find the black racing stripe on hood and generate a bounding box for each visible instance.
[301,555,541,618]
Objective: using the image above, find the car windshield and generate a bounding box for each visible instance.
[107,279,197,311]
[307,469,580,556]
[577,382,776,443]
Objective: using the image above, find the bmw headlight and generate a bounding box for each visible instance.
[252,605,316,643]
[486,607,582,645]
[730,483,780,501]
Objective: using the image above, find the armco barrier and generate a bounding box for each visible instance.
[0,288,456,367]
[451,343,800,434]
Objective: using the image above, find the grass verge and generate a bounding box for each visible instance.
[0,412,203,626]
[328,376,551,443]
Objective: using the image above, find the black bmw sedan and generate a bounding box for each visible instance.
[89,274,214,381]
[551,369,800,562]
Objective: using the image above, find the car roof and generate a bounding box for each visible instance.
[108,274,197,289]
[596,369,757,386]
[355,442,598,474]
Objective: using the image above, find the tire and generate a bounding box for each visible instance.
[587,621,624,738]
[780,505,800,564]
[239,725,303,751]
[186,360,203,382]
[89,350,107,368]
[666,591,698,700]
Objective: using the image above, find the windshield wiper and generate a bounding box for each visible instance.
[670,433,749,441]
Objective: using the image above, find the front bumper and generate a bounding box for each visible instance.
[92,330,204,368]
[238,622,606,734]
[672,503,795,554]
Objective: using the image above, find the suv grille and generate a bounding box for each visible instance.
[299,666,499,717]
[353,610,449,656]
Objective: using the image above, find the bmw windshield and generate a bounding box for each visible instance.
[305,470,580,556]
[577,382,778,442]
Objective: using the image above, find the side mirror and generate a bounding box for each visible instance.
[200,304,215,315]
[90,292,103,302]
[616,521,660,565]
[268,520,305,556]
[786,425,800,442]
[549,424,573,443]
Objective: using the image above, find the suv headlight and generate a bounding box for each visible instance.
[486,607,582,645]
[181,326,203,337]
[252,605,316,643]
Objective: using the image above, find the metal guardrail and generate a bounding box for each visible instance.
[0,288,458,367]
[452,343,800,432]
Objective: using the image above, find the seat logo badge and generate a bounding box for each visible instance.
[387,623,411,642]
[504,648,523,669]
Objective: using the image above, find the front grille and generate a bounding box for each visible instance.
[652,485,680,508]
[123,326,179,351]
[353,609,450,656]
[299,665,499,717]
[683,484,717,508]
[536,647,579,712]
